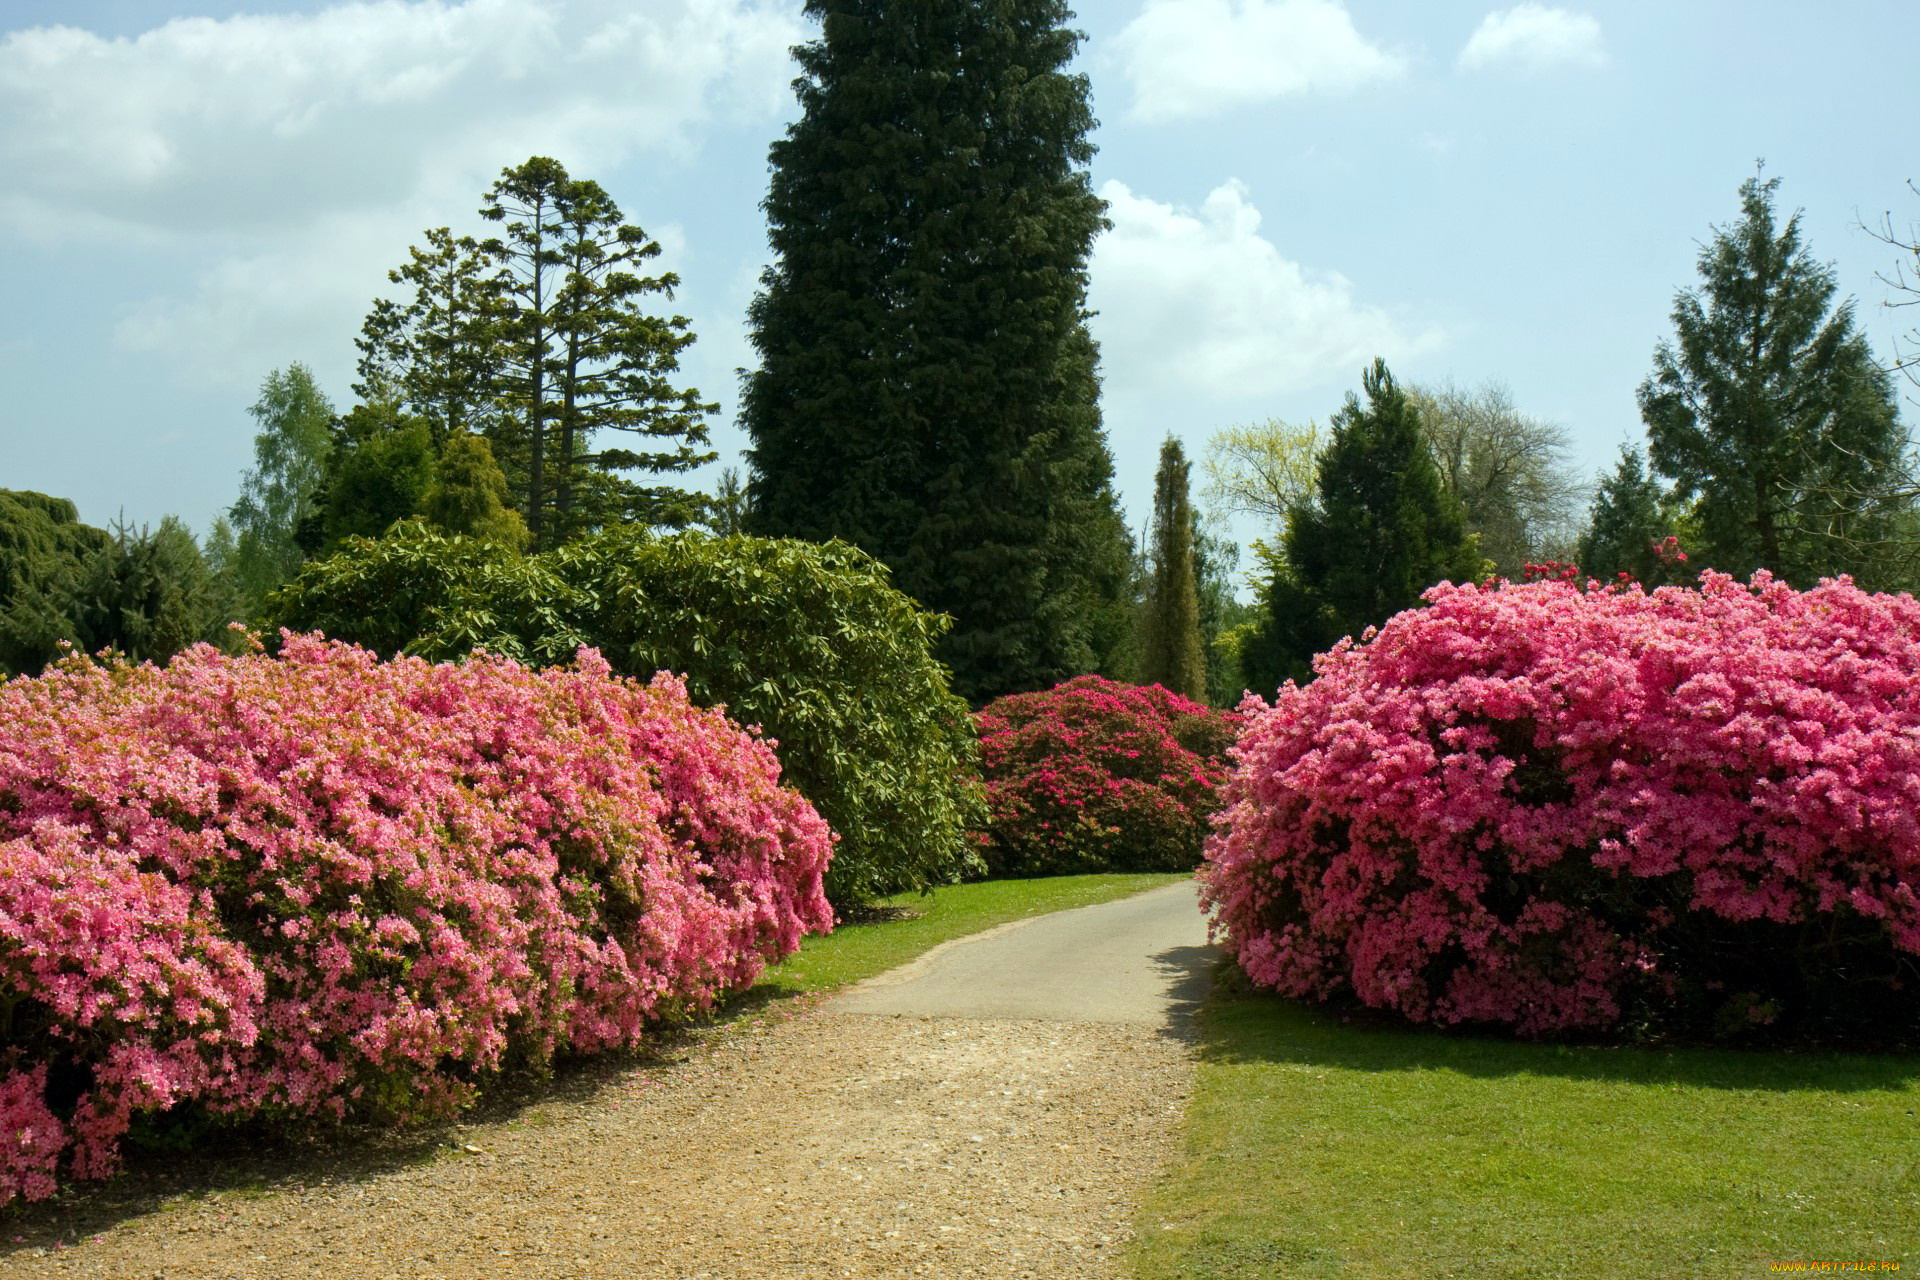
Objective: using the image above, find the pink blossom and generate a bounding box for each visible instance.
[0,636,833,1202]
[1202,571,1920,1037]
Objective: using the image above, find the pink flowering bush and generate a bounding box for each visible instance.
[0,636,833,1204]
[975,676,1237,877]
[1202,571,1920,1041]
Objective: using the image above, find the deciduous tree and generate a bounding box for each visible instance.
[1409,380,1581,577]
[229,363,334,609]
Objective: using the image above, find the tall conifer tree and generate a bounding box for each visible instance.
[1139,436,1205,700]
[740,0,1130,702]
[1270,360,1481,675]
[1639,171,1907,583]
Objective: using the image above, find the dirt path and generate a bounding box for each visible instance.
[3,883,1213,1279]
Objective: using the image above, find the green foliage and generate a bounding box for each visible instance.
[740,0,1130,702]
[1576,444,1687,584]
[1193,518,1253,707]
[268,523,984,905]
[355,226,503,447]
[318,404,437,549]
[424,431,529,548]
[265,520,585,665]
[583,531,986,905]
[70,517,233,664]
[229,363,334,609]
[0,490,109,676]
[1255,360,1482,679]
[1139,437,1206,701]
[1640,170,1910,585]
[0,494,236,676]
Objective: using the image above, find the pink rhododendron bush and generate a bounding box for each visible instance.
[0,636,833,1204]
[976,675,1237,876]
[1202,571,1920,1042]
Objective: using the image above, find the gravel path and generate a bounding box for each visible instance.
[2,883,1213,1279]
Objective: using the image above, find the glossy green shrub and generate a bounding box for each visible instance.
[270,522,984,905]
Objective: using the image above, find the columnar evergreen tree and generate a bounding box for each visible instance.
[741,0,1131,702]
[1268,360,1481,676]
[229,364,334,608]
[1139,436,1206,700]
[1575,444,1683,585]
[1640,171,1907,583]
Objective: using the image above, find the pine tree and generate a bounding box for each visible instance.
[1575,444,1681,585]
[1640,170,1908,583]
[1139,437,1206,700]
[353,226,502,448]
[478,158,716,548]
[1278,359,1480,668]
[359,159,714,552]
[741,0,1130,702]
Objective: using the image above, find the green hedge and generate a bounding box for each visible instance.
[269,522,984,904]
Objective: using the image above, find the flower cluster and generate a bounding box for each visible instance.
[974,675,1237,876]
[1202,571,1920,1039]
[0,636,833,1203]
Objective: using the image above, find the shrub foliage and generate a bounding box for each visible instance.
[975,675,1236,877]
[1203,571,1920,1041]
[269,522,984,904]
[0,637,833,1204]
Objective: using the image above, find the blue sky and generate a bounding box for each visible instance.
[3,0,1915,562]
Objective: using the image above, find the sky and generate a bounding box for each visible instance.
[3,0,1916,564]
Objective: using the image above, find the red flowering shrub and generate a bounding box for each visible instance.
[1202,571,1920,1041]
[975,675,1237,876]
[0,636,833,1204]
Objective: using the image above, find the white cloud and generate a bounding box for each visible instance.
[1088,179,1439,400]
[1458,5,1606,73]
[0,0,804,385]
[1111,0,1405,122]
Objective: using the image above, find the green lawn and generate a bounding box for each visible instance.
[753,872,1191,996]
[1134,982,1920,1280]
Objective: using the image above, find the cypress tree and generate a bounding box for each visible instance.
[741,0,1130,702]
[1275,359,1480,671]
[1139,436,1206,700]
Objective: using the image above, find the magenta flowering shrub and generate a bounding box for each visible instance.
[975,675,1237,877]
[1202,571,1920,1041]
[0,636,833,1204]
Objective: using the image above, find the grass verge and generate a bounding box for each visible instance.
[1133,979,1920,1280]
[753,872,1192,997]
